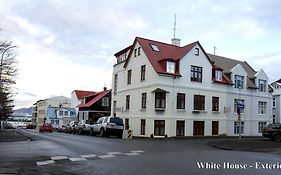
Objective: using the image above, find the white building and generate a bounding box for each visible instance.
[111,37,272,137]
[271,79,281,123]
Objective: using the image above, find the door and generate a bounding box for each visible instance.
[176,121,185,136]
[212,121,219,135]
[193,121,204,136]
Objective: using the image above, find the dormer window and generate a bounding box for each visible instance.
[150,44,160,52]
[258,79,266,92]
[234,75,244,89]
[195,48,199,56]
[215,70,222,81]
[166,61,175,74]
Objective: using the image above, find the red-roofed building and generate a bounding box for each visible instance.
[74,88,111,122]
[112,36,272,138]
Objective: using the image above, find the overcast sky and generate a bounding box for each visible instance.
[0,0,280,109]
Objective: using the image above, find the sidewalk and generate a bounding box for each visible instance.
[208,137,281,154]
[0,129,28,142]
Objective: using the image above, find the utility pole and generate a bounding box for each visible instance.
[238,86,242,141]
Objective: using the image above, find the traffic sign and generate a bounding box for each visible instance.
[237,103,244,109]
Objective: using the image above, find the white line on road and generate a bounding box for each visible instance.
[69,157,87,162]
[124,152,140,156]
[107,152,122,155]
[130,150,145,153]
[51,156,69,160]
[36,160,55,166]
[80,154,97,158]
[99,155,116,159]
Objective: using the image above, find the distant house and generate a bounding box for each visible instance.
[32,96,71,127]
[112,36,272,137]
[271,79,281,123]
[75,87,111,122]
[45,107,76,128]
[71,90,96,115]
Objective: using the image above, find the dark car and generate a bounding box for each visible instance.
[26,123,36,129]
[39,123,54,133]
[262,123,281,141]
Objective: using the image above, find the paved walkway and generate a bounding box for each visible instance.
[0,129,28,142]
[208,137,281,154]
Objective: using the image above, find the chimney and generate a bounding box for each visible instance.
[103,86,107,91]
[171,38,180,46]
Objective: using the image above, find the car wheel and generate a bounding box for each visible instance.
[100,128,105,137]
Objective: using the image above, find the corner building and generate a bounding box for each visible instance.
[111,37,272,137]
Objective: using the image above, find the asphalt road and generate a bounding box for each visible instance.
[1,129,281,175]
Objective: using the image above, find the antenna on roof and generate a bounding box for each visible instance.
[171,14,181,46]
[214,46,217,55]
[173,14,177,38]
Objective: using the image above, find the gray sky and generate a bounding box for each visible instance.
[0,0,280,109]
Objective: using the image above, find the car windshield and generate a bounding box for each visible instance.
[110,117,123,125]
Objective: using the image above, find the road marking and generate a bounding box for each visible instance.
[124,152,140,156]
[37,160,55,166]
[107,152,122,155]
[69,157,87,162]
[51,156,69,160]
[130,150,145,153]
[81,154,97,158]
[99,154,115,159]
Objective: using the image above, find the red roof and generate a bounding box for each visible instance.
[276,79,281,84]
[122,37,213,77]
[74,90,96,99]
[76,90,111,108]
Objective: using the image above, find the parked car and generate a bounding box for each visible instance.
[66,121,79,134]
[73,120,95,135]
[91,116,124,138]
[26,123,36,129]
[262,123,281,141]
[39,123,54,133]
[3,122,14,129]
[57,124,67,132]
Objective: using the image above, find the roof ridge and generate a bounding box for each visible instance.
[136,36,197,48]
[207,53,244,63]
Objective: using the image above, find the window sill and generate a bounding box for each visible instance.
[193,110,207,114]
[140,108,146,111]
[155,108,165,111]
[124,109,129,112]
[177,109,186,112]
[212,111,220,113]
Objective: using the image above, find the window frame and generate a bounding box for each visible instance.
[141,65,146,81]
[212,96,219,112]
[234,75,244,89]
[215,70,222,81]
[258,122,267,133]
[127,70,132,85]
[195,48,199,56]
[154,120,165,136]
[234,121,244,134]
[191,65,202,82]
[126,95,130,110]
[114,74,118,95]
[166,61,175,74]
[155,92,166,109]
[194,95,205,111]
[176,93,185,109]
[141,93,147,109]
[234,99,245,114]
[258,101,267,114]
[258,79,266,92]
[141,119,145,135]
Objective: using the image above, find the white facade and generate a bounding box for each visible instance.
[271,80,281,123]
[112,38,272,137]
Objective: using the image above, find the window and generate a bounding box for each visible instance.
[113,101,117,114]
[127,70,132,84]
[150,44,160,52]
[258,79,266,92]
[234,121,244,134]
[215,70,222,81]
[134,48,137,57]
[102,97,110,107]
[212,97,219,111]
[126,95,130,110]
[114,74,118,95]
[64,111,68,116]
[258,122,267,133]
[125,119,129,130]
[59,111,63,116]
[141,65,146,81]
[273,98,276,108]
[258,101,267,114]
[191,65,202,82]
[155,92,166,109]
[177,93,185,109]
[141,119,145,135]
[234,99,245,113]
[234,75,244,89]
[273,115,276,124]
[141,93,147,109]
[194,95,205,110]
[138,47,141,56]
[195,48,199,56]
[51,119,59,125]
[166,61,175,74]
[154,120,165,136]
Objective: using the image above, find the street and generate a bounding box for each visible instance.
[1,129,281,175]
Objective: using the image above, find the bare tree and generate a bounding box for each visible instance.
[0,41,17,121]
